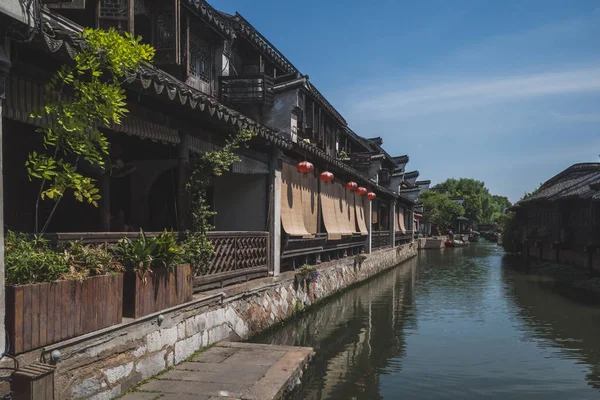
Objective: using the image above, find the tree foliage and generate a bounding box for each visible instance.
[419,191,465,230]
[29,28,155,233]
[432,178,512,225]
[180,129,254,275]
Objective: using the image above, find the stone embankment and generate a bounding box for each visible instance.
[4,243,417,399]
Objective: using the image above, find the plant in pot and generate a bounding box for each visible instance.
[4,232,124,354]
[116,230,192,318]
[295,264,319,293]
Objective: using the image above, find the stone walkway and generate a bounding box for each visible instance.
[121,342,313,400]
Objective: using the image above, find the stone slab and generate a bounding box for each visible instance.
[126,342,313,400]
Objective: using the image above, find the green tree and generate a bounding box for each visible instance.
[433,178,512,225]
[29,28,155,233]
[420,191,465,230]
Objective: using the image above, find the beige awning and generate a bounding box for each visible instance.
[345,191,358,234]
[300,171,319,234]
[355,193,369,235]
[334,182,354,236]
[372,200,378,225]
[397,207,407,234]
[281,162,312,238]
[320,181,346,240]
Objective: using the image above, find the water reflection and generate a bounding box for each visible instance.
[253,243,600,399]
[502,257,600,389]
[254,257,418,400]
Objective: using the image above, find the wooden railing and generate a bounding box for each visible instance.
[395,231,413,245]
[219,74,274,105]
[194,231,270,292]
[372,230,391,249]
[41,231,270,292]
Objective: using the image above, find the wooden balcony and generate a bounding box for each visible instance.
[219,74,274,105]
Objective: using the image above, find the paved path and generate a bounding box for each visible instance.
[121,342,313,400]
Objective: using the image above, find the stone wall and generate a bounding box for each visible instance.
[3,243,417,399]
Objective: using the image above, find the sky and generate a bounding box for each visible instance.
[215,0,600,203]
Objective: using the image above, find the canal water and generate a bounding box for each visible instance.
[252,242,600,399]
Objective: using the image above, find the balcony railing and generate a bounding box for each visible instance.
[195,231,269,291]
[42,231,269,292]
[372,230,391,249]
[395,231,413,245]
[219,74,274,105]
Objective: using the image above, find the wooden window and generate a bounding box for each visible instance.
[189,33,211,83]
[152,0,180,65]
[97,0,134,34]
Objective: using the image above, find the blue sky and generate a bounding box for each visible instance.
[216,0,600,203]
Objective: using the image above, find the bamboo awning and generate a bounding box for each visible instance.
[281,162,312,238]
[300,169,319,234]
[320,181,354,240]
[397,207,407,234]
[334,182,355,236]
[355,193,369,235]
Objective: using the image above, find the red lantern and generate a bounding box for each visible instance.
[346,181,358,191]
[367,192,377,200]
[356,187,367,196]
[319,171,334,183]
[297,161,314,174]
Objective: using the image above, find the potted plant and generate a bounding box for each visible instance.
[295,264,320,294]
[4,232,124,354]
[116,230,192,318]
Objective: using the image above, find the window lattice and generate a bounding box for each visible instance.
[190,34,211,83]
[155,10,174,50]
[100,0,128,18]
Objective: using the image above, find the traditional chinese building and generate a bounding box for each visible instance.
[0,1,431,396]
[510,163,600,270]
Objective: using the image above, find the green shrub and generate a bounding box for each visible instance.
[114,230,183,276]
[5,231,68,286]
[177,231,214,276]
[62,241,123,281]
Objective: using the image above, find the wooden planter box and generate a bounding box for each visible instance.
[123,264,193,318]
[5,274,123,355]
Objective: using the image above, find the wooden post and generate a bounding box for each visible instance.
[389,200,396,247]
[177,132,190,231]
[101,174,110,231]
[586,245,595,273]
[269,146,282,275]
[0,34,11,357]
[366,197,373,254]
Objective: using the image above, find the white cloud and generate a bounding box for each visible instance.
[349,68,600,121]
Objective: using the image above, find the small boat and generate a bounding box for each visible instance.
[445,239,468,248]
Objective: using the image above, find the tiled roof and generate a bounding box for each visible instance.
[521,163,600,203]
[184,0,236,39]
[39,10,406,201]
[404,170,420,179]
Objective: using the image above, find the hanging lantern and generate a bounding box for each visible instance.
[319,171,334,183]
[367,192,377,200]
[356,187,367,196]
[296,161,314,174]
[346,181,358,191]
